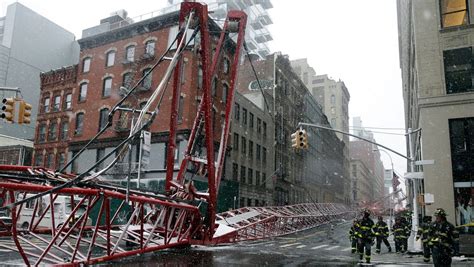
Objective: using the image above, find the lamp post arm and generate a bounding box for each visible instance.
[297,122,411,161]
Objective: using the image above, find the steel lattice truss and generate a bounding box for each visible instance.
[213,203,354,243]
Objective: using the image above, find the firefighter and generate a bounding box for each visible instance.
[400,215,411,253]
[416,215,432,263]
[429,208,455,267]
[392,216,408,253]
[356,209,375,263]
[349,219,359,253]
[374,215,392,253]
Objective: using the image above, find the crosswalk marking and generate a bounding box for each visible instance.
[311,244,328,250]
[325,245,340,250]
[280,242,301,248]
[342,247,352,251]
[296,245,306,249]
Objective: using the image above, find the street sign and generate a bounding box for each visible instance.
[414,160,434,166]
[404,172,424,179]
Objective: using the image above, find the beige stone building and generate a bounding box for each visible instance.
[398,0,474,225]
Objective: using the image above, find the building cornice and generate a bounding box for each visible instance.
[418,92,474,109]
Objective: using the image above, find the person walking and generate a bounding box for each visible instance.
[374,215,392,253]
[400,215,411,253]
[349,219,359,253]
[356,209,375,263]
[429,208,455,267]
[416,215,432,263]
[392,216,408,253]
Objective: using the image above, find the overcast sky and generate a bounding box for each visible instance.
[1,0,407,175]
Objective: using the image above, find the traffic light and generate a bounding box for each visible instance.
[18,100,32,124]
[1,98,15,123]
[291,129,300,149]
[300,129,308,149]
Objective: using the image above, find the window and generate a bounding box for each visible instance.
[233,133,239,151]
[125,45,135,62]
[34,153,43,167]
[48,122,57,141]
[331,94,336,104]
[53,95,61,111]
[58,153,66,170]
[223,58,230,74]
[106,51,115,67]
[43,97,50,113]
[197,66,203,89]
[99,108,109,131]
[242,108,247,125]
[262,172,266,187]
[249,141,253,159]
[96,148,106,171]
[71,151,78,173]
[257,118,262,134]
[222,83,228,103]
[440,0,468,28]
[256,171,260,186]
[211,77,218,97]
[122,72,133,88]
[103,77,112,97]
[38,124,46,142]
[241,136,246,154]
[64,93,72,110]
[75,113,84,135]
[249,113,254,128]
[232,163,239,180]
[443,47,473,94]
[240,165,246,183]
[263,122,267,137]
[82,57,91,73]
[178,95,184,122]
[256,144,261,160]
[234,103,240,120]
[312,78,324,84]
[248,168,253,185]
[60,121,68,141]
[142,68,152,90]
[331,118,336,127]
[79,83,88,102]
[46,153,55,169]
[145,40,155,56]
[449,117,474,183]
[263,147,267,164]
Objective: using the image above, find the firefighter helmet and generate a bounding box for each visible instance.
[434,208,447,217]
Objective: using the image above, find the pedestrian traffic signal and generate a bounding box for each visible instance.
[18,100,32,124]
[1,98,15,123]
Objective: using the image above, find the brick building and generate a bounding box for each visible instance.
[33,10,236,192]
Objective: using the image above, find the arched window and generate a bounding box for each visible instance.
[125,45,135,62]
[145,40,155,56]
[142,68,152,90]
[79,82,88,102]
[82,57,91,73]
[102,77,112,97]
[331,94,336,104]
[99,108,109,131]
[75,112,84,135]
[106,51,115,67]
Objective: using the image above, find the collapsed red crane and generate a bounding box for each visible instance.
[0,2,353,266]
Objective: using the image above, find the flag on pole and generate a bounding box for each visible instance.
[392,171,400,191]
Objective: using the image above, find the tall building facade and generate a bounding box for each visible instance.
[398,0,474,225]
[0,2,79,139]
[167,0,273,59]
[291,58,351,203]
[227,91,275,207]
[237,53,346,204]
